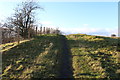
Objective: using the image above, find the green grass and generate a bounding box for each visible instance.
[66,34,120,79]
[1,34,64,79]
[0,40,30,52]
[1,34,120,79]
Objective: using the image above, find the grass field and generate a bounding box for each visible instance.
[1,34,120,79]
[1,34,64,79]
[67,34,120,79]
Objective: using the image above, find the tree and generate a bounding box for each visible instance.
[8,1,43,38]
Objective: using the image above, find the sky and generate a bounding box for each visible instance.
[0,1,118,36]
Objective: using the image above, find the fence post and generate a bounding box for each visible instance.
[0,28,2,79]
[43,27,45,34]
[40,27,42,34]
[36,27,38,35]
[17,28,20,44]
[28,28,30,39]
[0,30,2,44]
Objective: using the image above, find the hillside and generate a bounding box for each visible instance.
[1,34,120,79]
[66,34,120,79]
[1,35,72,79]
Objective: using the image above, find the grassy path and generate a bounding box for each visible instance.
[1,34,120,79]
[58,35,73,78]
[1,35,66,79]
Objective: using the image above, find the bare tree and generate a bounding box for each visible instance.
[8,1,43,38]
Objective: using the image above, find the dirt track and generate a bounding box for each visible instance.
[59,35,74,78]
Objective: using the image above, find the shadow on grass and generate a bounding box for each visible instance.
[2,35,74,79]
[89,52,120,79]
[57,35,74,78]
[68,36,118,51]
[2,36,51,78]
[75,73,97,76]
[67,35,120,79]
[2,35,61,78]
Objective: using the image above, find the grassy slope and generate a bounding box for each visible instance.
[1,35,63,79]
[0,40,30,52]
[1,34,120,79]
[67,34,120,79]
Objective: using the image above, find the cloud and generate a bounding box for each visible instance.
[65,24,118,36]
[37,22,118,37]
[60,27,118,37]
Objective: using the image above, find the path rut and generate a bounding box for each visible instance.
[59,35,74,78]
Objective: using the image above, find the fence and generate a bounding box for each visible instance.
[0,27,23,44]
[36,27,61,35]
[0,26,61,44]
